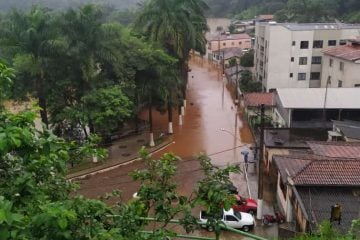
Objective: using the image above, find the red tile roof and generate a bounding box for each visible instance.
[322,44,360,62]
[257,15,274,21]
[244,93,274,107]
[307,141,360,158]
[273,154,360,186]
[293,159,360,186]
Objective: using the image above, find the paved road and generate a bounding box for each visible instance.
[76,57,277,239]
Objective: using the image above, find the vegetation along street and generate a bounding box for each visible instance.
[0,0,359,240]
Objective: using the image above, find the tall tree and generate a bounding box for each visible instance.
[134,0,208,116]
[0,7,61,127]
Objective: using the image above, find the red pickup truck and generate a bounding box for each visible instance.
[232,194,257,215]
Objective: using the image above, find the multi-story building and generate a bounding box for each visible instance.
[321,38,360,88]
[254,22,360,91]
[208,33,252,52]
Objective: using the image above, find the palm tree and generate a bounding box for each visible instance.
[54,5,125,136]
[135,0,208,121]
[0,7,60,127]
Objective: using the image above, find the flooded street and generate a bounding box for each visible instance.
[75,56,276,239]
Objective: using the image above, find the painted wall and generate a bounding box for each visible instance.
[321,54,360,88]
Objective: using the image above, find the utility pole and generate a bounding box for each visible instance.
[235,62,239,105]
[222,50,225,76]
[256,104,265,220]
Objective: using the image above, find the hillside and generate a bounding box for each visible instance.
[205,0,360,23]
[0,0,140,12]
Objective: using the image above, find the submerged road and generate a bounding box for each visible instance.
[76,57,276,239]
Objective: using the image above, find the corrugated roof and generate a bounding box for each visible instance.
[332,120,360,140]
[276,88,360,109]
[280,23,360,31]
[244,92,274,107]
[322,45,360,62]
[296,186,359,234]
[308,141,360,158]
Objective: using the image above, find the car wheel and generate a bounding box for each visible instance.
[242,225,250,232]
[207,225,214,232]
[263,219,269,225]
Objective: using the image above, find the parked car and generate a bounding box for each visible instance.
[232,194,257,215]
[199,208,255,232]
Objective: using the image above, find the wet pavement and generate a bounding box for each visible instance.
[75,56,277,239]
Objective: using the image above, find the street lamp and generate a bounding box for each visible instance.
[220,128,252,198]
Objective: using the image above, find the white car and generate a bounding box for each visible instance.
[199,208,255,232]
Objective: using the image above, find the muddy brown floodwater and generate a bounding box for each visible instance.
[75,56,275,239]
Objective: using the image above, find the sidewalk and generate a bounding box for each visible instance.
[67,132,174,180]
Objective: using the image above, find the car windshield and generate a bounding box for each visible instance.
[234,211,242,220]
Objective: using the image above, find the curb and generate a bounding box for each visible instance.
[67,137,175,181]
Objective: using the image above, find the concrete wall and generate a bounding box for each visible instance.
[254,22,360,91]
[210,38,251,52]
[321,54,360,88]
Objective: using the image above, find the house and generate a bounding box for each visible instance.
[254,14,274,23]
[273,88,360,128]
[211,47,243,67]
[263,128,328,173]
[307,141,360,158]
[331,120,360,142]
[272,154,360,233]
[254,22,360,91]
[208,33,252,53]
[321,38,360,88]
[243,92,274,124]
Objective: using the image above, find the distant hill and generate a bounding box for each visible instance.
[0,0,141,12]
[204,0,360,23]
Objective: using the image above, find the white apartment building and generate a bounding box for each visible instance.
[254,22,360,91]
[321,39,360,88]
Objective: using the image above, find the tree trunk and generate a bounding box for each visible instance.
[88,118,95,134]
[167,97,173,134]
[148,95,155,147]
[36,74,49,128]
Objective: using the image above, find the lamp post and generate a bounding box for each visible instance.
[235,62,239,105]
[220,128,252,198]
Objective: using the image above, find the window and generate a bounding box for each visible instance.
[225,215,238,222]
[329,58,333,67]
[292,41,296,46]
[338,80,343,87]
[328,40,336,46]
[290,73,293,78]
[313,40,323,48]
[239,41,242,45]
[232,42,235,45]
[299,57,307,65]
[291,57,294,62]
[310,72,321,80]
[300,41,309,49]
[355,84,360,88]
[298,73,306,80]
[340,62,344,71]
[339,40,346,45]
[223,42,226,46]
[311,56,322,64]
